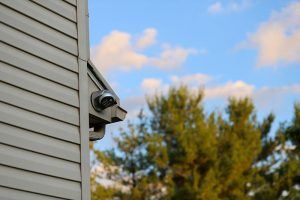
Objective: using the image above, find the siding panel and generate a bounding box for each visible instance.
[0,0,85,198]
[0,4,78,55]
[0,62,79,107]
[0,123,80,163]
[0,0,77,38]
[64,0,76,6]
[0,165,81,199]
[0,42,78,90]
[0,144,81,181]
[31,0,77,22]
[0,23,78,72]
[0,144,80,182]
[0,102,80,144]
[0,187,64,200]
[0,82,79,125]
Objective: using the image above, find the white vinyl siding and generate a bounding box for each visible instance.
[0,42,78,89]
[0,187,65,200]
[0,123,80,162]
[0,23,78,72]
[0,165,81,199]
[0,4,78,55]
[1,0,77,38]
[0,0,85,199]
[30,0,77,22]
[0,62,79,107]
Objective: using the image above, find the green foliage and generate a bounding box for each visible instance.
[91,171,118,200]
[252,103,300,200]
[286,103,300,155]
[91,86,300,200]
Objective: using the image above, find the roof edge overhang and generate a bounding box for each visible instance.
[87,60,127,122]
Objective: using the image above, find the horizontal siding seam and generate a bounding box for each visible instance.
[62,0,77,6]
[0,122,81,163]
[0,79,79,109]
[0,2,77,40]
[1,41,78,75]
[1,58,79,91]
[0,142,80,164]
[1,101,78,129]
[0,163,82,183]
[0,43,78,90]
[30,0,76,23]
[0,186,70,200]
[0,99,79,127]
[0,156,81,183]
[0,4,78,56]
[0,83,79,125]
[1,40,78,73]
[0,121,80,145]
[0,164,82,199]
[0,144,81,181]
[0,63,79,108]
[1,21,78,57]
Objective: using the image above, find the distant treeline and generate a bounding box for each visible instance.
[91,86,300,200]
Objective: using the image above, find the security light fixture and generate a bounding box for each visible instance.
[91,90,117,111]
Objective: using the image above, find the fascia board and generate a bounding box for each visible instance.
[87,60,118,100]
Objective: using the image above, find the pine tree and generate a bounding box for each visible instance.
[91,111,167,200]
[253,103,300,199]
[90,86,298,200]
[147,87,274,199]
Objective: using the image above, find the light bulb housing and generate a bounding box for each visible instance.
[91,90,117,111]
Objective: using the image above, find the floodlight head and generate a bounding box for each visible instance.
[91,90,117,111]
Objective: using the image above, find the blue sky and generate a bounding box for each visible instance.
[88,0,300,149]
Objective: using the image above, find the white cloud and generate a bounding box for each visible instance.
[239,2,300,67]
[205,81,254,99]
[141,78,163,93]
[208,2,223,14]
[140,74,211,96]
[202,81,300,104]
[140,75,300,103]
[136,28,157,49]
[123,74,300,120]
[91,28,197,73]
[141,78,170,96]
[171,73,212,87]
[91,31,148,72]
[254,84,300,108]
[208,0,251,14]
[150,45,197,69]
[140,76,254,100]
[228,0,251,12]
